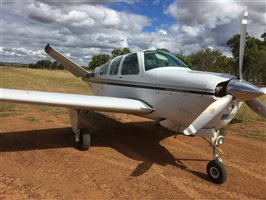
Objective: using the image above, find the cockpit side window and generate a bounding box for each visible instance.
[144,51,188,71]
[100,62,109,75]
[121,53,139,75]
[109,56,122,75]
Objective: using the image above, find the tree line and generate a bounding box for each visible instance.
[29,60,64,70]
[30,32,266,83]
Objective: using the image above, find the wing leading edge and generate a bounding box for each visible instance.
[0,88,153,114]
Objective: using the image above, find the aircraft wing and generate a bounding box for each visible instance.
[0,88,153,114]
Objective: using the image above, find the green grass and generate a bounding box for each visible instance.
[228,96,266,140]
[36,105,68,116]
[0,103,31,117]
[23,115,39,122]
[234,96,266,122]
[230,126,266,141]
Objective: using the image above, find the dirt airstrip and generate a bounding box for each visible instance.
[0,110,265,200]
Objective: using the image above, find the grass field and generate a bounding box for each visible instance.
[0,66,265,140]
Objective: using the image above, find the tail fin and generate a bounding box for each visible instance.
[45,44,89,78]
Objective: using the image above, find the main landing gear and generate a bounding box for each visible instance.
[69,109,91,151]
[76,128,91,151]
[206,131,227,184]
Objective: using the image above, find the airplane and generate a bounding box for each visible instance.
[0,11,265,184]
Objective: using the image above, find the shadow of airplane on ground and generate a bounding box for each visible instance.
[0,127,74,151]
[0,111,210,182]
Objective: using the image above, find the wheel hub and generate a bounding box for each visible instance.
[210,167,219,179]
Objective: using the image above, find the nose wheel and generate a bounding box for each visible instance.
[207,159,227,184]
[204,130,227,184]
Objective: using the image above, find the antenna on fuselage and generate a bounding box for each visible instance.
[147,38,156,50]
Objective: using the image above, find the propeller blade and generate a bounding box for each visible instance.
[261,87,266,94]
[183,95,233,135]
[238,11,248,80]
[246,99,266,118]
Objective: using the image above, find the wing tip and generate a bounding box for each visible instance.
[44,44,53,54]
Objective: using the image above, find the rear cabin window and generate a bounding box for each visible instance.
[109,56,122,75]
[121,53,139,75]
[100,62,109,75]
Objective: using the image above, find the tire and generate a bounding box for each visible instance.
[207,160,227,184]
[77,128,91,151]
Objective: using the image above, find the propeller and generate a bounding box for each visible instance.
[184,11,266,136]
[183,95,233,135]
[246,99,266,118]
[238,11,248,80]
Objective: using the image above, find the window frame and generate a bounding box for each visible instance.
[108,56,123,75]
[121,53,140,75]
[144,50,188,71]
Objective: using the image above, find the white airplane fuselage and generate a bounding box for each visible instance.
[86,51,241,133]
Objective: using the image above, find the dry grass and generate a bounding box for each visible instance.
[0,67,90,93]
[0,67,90,117]
[235,96,266,122]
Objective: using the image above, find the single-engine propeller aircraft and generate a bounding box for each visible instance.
[1,11,265,184]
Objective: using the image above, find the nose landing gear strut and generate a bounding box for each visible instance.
[206,131,227,184]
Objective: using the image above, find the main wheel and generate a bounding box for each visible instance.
[77,128,91,151]
[207,160,227,184]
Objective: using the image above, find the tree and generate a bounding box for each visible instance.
[28,63,38,69]
[57,63,64,70]
[189,48,231,73]
[261,32,266,42]
[89,54,110,70]
[34,59,52,69]
[51,61,58,69]
[51,61,64,70]
[157,48,170,53]
[122,47,131,55]
[112,49,122,58]
[176,53,192,68]
[112,48,131,58]
[227,32,266,82]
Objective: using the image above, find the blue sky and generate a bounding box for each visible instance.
[107,0,176,32]
[1,0,265,65]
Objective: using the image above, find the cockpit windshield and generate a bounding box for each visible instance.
[144,50,188,71]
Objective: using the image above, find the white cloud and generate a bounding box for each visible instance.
[62,10,95,27]
[164,0,265,55]
[2,1,151,65]
[170,24,203,38]
[1,0,265,66]
[158,29,168,36]
[165,0,245,28]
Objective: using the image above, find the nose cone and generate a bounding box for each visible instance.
[227,79,264,101]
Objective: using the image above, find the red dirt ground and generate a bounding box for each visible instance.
[0,110,265,200]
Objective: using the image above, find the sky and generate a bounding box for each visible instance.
[1,0,266,66]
